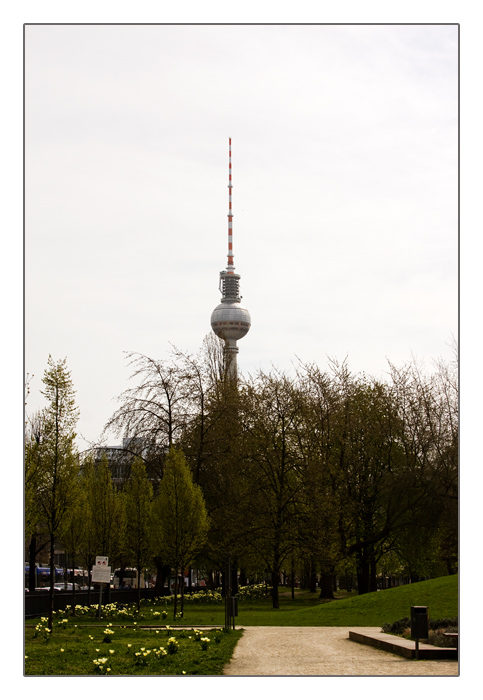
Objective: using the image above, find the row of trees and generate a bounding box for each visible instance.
[25,357,209,628]
[25,335,458,613]
[102,336,458,606]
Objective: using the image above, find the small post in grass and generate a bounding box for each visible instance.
[92,556,111,621]
[224,553,232,630]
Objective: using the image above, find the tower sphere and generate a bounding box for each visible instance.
[211,302,251,342]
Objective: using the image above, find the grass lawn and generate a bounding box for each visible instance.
[24,622,242,675]
[24,575,457,674]
[271,575,458,627]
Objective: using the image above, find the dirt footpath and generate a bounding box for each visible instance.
[223,627,458,676]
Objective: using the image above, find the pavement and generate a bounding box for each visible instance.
[223,627,459,676]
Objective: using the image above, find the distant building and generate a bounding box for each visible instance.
[94,437,144,485]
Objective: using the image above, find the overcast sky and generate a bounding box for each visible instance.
[24,23,458,448]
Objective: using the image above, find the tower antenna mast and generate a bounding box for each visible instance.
[227,137,234,272]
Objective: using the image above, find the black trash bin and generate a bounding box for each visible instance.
[411,606,429,640]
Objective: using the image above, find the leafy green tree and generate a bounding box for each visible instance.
[35,356,80,630]
[25,409,50,591]
[25,410,43,543]
[74,456,98,602]
[124,457,154,609]
[242,371,305,608]
[83,453,125,579]
[154,447,209,618]
[60,496,85,612]
[295,362,345,598]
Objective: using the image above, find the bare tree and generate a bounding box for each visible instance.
[103,352,188,480]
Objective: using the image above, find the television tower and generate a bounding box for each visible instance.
[211,138,251,380]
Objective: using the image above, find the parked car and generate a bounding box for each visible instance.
[34,583,81,591]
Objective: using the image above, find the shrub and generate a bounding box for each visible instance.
[381,616,458,647]
[428,617,458,631]
[381,617,411,635]
[237,584,270,601]
[429,625,458,648]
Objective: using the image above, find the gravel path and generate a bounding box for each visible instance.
[223,627,458,676]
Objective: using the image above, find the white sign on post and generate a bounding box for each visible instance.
[92,566,111,583]
[92,555,111,583]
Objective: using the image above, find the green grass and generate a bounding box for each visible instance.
[24,622,242,676]
[25,575,457,673]
[233,575,458,627]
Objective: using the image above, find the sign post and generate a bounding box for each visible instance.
[92,556,111,619]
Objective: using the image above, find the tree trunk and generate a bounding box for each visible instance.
[319,572,335,599]
[231,559,238,596]
[137,565,142,611]
[239,568,248,587]
[356,550,370,595]
[48,534,55,631]
[71,559,76,614]
[153,559,170,594]
[310,568,317,594]
[28,535,37,592]
[173,568,178,620]
[271,565,280,609]
[370,548,377,592]
[87,569,92,605]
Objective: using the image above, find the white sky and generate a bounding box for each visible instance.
[24,23,458,447]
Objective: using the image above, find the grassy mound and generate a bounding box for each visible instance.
[269,575,458,627]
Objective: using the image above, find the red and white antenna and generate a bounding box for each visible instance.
[227,137,234,273]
